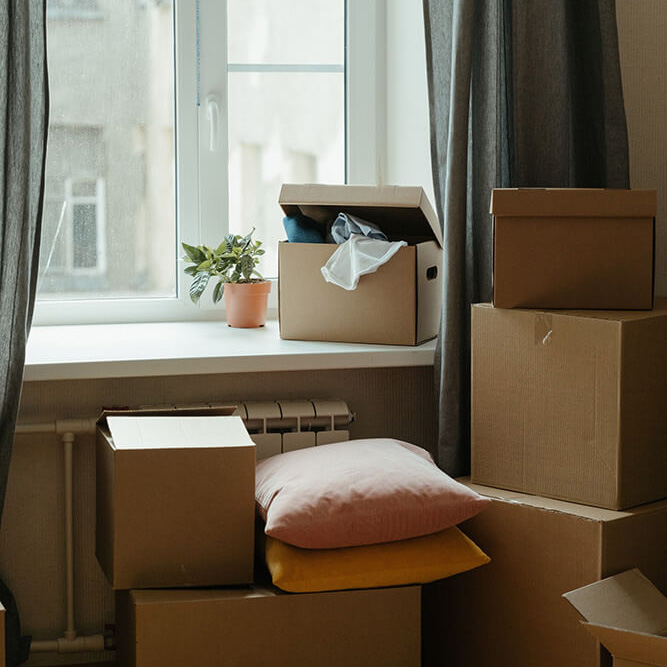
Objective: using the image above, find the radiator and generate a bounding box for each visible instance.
[239,399,352,460]
[135,398,353,460]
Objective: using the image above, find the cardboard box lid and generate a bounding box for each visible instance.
[563,569,667,666]
[473,297,667,322]
[490,188,657,218]
[102,415,254,451]
[456,480,667,523]
[279,183,443,248]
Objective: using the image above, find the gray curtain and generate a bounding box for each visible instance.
[423,0,630,477]
[1,1,48,661]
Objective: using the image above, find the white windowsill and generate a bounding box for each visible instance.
[24,320,437,382]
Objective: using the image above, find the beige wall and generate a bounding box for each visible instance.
[6,366,435,666]
[617,0,667,295]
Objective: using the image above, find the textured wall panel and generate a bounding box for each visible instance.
[617,0,667,295]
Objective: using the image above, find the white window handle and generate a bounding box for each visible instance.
[206,95,219,152]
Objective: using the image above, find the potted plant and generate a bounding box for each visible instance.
[182,229,271,328]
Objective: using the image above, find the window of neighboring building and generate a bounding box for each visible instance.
[35,0,381,325]
[47,0,103,20]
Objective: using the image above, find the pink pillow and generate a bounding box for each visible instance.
[255,438,490,549]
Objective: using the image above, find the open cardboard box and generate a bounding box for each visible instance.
[96,406,255,590]
[491,188,656,309]
[564,569,667,667]
[278,184,443,345]
[423,480,667,667]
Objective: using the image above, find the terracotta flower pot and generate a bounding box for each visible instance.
[223,281,271,328]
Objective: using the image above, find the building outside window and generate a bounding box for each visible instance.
[36,0,377,324]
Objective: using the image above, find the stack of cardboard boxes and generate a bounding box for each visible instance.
[430,189,667,667]
[96,408,422,666]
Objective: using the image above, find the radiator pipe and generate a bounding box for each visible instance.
[14,420,107,655]
[63,432,75,641]
[30,635,106,653]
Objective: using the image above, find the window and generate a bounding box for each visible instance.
[39,176,106,293]
[35,0,383,325]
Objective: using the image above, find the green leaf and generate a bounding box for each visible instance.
[182,242,205,263]
[241,228,255,247]
[224,233,236,252]
[212,280,224,304]
[196,259,213,271]
[189,272,210,304]
[184,265,197,276]
[239,254,254,279]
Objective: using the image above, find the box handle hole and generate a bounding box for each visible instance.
[426,266,438,281]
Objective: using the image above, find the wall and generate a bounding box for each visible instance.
[5,366,435,666]
[616,0,667,295]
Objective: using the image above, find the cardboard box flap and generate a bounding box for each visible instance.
[279,183,443,248]
[474,298,667,322]
[579,624,667,666]
[457,479,667,523]
[563,570,667,634]
[103,415,254,451]
[490,188,657,217]
[564,570,667,665]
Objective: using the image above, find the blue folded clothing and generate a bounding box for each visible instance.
[283,214,326,243]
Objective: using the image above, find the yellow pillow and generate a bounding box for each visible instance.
[264,526,490,593]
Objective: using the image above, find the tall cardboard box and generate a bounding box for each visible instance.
[278,183,443,345]
[116,585,421,667]
[471,300,667,509]
[422,482,667,667]
[96,410,255,589]
[564,569,667,667]
[491,188,656,309]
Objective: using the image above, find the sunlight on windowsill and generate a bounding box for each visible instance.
[25,319,437,382]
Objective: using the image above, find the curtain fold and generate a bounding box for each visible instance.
[1,1,49,664]
[423,0,630,477]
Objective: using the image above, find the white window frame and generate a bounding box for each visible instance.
[33,0,386,326]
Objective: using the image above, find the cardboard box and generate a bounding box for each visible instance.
[116,585,421,667]
[96,408,255,589]
[491,188,656,309]
[278,183,443,345]
[471,300,667,509]
[564,569,667,667]
[422,481,667,667]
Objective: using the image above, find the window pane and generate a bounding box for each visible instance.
[39,1,176,301]
[228,0,344,65]
[227,72,345,277]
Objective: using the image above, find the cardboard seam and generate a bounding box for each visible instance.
[590,347,617,501]
[502,499,611,522]
[615,322,624,507]
[413,248,419,344]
